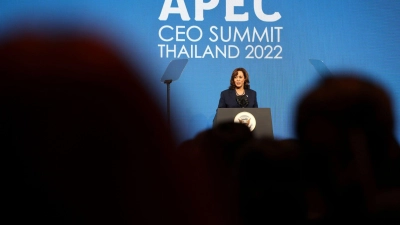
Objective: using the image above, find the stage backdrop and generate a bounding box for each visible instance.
[1,1,400,144]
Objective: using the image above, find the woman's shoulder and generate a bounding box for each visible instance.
[221,89,234,94]
[246,88,257,94]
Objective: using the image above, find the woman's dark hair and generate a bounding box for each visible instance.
[229,67,250,90]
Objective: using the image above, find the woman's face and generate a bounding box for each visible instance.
[234,71,246,88]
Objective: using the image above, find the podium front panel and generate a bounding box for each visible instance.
[213,108,273,138]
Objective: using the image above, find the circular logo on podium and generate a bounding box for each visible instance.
[234,111,256,131]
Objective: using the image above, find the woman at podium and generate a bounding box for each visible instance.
[217,67,258,108]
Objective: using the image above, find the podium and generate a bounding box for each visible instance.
[213,108,274,138]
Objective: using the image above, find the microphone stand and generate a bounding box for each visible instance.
[164,79,172,128]
[160,59,188,130]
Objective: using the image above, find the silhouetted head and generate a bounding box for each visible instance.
[295,74,395,177]
[0,31,177,224]
[294,73,399,221]
[234,137,307,225]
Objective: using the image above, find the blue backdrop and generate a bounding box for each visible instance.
[1,1,400,144]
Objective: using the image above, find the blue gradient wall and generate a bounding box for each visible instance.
[1,1,399,144]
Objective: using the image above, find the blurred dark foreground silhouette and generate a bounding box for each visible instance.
[176,73,400,225]
[3,31,400,225]
[0,31,197,225]
[295,74,400,224]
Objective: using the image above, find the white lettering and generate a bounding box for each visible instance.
[209,26,219,42]
[177,45,189,58]
[158,44,241,58]
[195,0,219,21]
[234,27,250,42]
[228,45,240,58]
[254,0,281,22]
[159,0,281,22]
[159,25,174,42]
[252,27,269,42]
[159,26,203,42]
[186,26,203,42]
[274,27,282,42]
[225,0,248,21]
[159,0,190,21]
[176,26,186,41]
[208,26,283,43]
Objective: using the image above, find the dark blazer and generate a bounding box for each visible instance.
[218,89,258,108]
